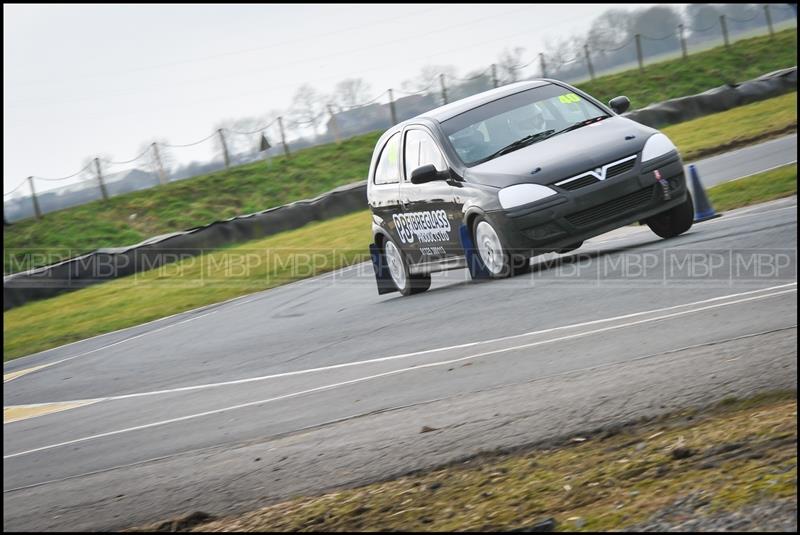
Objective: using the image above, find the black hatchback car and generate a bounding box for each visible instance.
[367,80,694,295]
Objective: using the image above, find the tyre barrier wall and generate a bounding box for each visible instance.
[623,67,797,129]
[3,181,368,310]
[3,67,797,311]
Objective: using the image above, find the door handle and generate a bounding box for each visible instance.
[401,199,410,209]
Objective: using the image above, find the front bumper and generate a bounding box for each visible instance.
[487,152,687,254]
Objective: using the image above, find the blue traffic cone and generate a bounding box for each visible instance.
[459,224,491,279]
[369,243,398,295]
[688,164,720,222]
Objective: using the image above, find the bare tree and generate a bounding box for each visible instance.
[684,3,722,35]
[497,46,527,83]
[401,64,458,93]
[587,9,635,55]
[333,78,373,110]
[718,3,761,30]
[542,35,583,75]
[629,5,681,51]
[450,68,493,100]
[290,84,325,136]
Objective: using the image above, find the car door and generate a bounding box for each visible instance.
[370,132,405,250]
[398,126,463,267]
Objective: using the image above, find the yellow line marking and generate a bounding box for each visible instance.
[3,364,52,383]
[4,400,99,424]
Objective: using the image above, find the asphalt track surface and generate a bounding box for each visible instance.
[689,133,796,187]
[3,137,798,531]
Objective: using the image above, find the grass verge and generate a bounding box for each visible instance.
[3,163,797,361]
[130,391,797,532]
[3,29,796,272]
[706,163,798,212]
[662,92,797,161]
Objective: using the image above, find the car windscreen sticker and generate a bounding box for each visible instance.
[393,210,451,244]
[558,93,581,104]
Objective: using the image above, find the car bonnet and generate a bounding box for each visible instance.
[463,116,656,189]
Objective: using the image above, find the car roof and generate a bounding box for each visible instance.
[413,79,552,124]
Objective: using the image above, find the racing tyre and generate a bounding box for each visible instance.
[383,238,431,296]
[472,216,514,278]
[646,191,694,239]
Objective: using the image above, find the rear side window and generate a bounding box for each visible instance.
[404,129,446,180]
[374,133,401,185]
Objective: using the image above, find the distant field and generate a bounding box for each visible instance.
[3,29,797,274]
[4,161,796,361]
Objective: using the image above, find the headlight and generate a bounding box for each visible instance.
[641,133,677,162]
[498,184,557,209]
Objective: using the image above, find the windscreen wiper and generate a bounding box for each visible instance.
[478,129,556,164]
[553,115,610,136]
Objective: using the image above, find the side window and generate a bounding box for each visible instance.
[404,129,446,180]
[374,133,401,185]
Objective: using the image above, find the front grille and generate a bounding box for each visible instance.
[566,186,655,227]
[555,154,637,191]
[605,157,636,179]
[559,175,598,191]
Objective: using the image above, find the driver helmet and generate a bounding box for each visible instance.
[508,103,546,137]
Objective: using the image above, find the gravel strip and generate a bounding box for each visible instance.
[626,492,797,532]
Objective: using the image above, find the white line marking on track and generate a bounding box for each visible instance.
[5,198,795,371]
[3,285,795,459]
[4,194,796,367]
[5,325,795,494]
[8,283,797,406]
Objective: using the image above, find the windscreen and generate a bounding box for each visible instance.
[441,84,608,166]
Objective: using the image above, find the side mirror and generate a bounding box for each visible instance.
[608,96,631,115]
[410,164,446,184]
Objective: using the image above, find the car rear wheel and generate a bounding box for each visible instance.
[646,191,694,239]
[384,238,431,296]
[473,217,514,278]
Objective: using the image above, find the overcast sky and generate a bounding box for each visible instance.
[4,3,669,194]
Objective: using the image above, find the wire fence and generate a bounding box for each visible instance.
[4,3,797,223]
